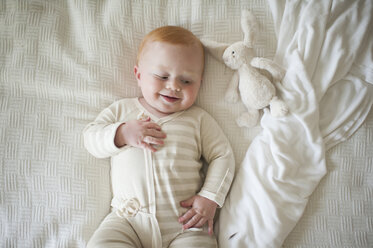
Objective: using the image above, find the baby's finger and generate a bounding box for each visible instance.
[208,219,214,236]
[140,117,152,122]
[145,128,166,139]
[140,141,157,152]
[193,217,207,228]
[144,121,163,131]
[143,136,164,146]
[178,209,195,223]
[183,215,201,230]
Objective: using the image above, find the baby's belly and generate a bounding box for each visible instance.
[111,147,149,207]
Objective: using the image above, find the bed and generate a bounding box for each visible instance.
[1,0,372,247]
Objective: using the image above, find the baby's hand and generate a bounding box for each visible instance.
[178,195,218,235]
[115,117,166,152]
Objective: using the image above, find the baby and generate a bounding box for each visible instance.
[83,26,235,248]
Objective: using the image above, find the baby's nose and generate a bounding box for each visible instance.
[166,79,181,91]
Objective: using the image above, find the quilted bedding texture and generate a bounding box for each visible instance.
[0,0,372,247]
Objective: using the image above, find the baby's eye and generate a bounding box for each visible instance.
[155,74,168,80]
[181,79,191,84]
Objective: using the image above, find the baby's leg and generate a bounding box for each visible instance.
[87,212,142,248]
[168,230,217,248]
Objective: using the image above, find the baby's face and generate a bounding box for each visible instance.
[135,41,204,117]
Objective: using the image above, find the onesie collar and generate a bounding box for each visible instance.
[134,97,185,125]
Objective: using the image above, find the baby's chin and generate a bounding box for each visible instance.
[157,104,192,115]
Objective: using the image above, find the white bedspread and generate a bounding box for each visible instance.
[1,1,372,247]
[218,1,373,247]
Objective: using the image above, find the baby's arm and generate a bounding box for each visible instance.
[179,111,235,234]
[83,99,166,158]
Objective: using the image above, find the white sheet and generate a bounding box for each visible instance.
[0,1,372,247]
[217,1,373,247]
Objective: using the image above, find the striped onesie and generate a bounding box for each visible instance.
[84,98,235,248]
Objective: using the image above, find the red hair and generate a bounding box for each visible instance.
[136,26,204,65]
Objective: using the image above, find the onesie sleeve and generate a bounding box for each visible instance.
[197,111,235,207]
[83,99,131,158]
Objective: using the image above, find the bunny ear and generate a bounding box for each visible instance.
[241,10,259,48]
[201,38,230,62]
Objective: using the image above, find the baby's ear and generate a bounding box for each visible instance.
[201,38,230,63]
[134,65,141,80]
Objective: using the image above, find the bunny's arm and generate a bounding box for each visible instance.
[250,57,286,82]
[225,71,240,103]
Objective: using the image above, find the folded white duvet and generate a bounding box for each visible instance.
[217,1,373,247]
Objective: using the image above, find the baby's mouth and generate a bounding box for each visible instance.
[160,94,180,103]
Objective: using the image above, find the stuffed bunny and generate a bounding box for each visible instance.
[202,10,288,127]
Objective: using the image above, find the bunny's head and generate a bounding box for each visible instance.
[222,42,255,70]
